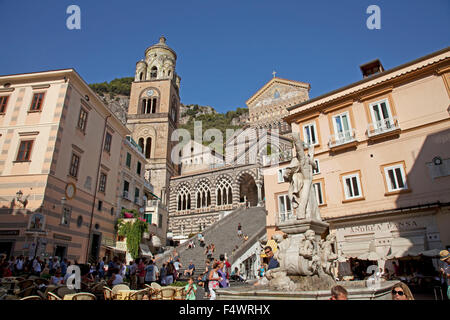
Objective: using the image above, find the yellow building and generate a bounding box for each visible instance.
[263,47,450,270]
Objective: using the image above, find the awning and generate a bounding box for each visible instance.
[151,235,162,248]
[139,244,153,257]
[102,245,126,254]
[260,239,278,258]
[419,248,441,258]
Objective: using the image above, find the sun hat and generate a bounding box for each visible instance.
[440,250,450,261]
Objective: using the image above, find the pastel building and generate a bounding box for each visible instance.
[0,69,163,263]
[263,47,450,271]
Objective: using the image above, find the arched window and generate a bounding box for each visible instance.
[151,98,157,113]
[138,138,144,154]
[141,99,147,114]
[216,177,233,206]
[145,137,152,159]
[139,72,144,81]
[168,70,171,76]
[196,181,211,209]
[150,67,157,79]
[177,184,191,211]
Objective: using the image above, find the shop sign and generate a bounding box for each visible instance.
[347,220,420,234]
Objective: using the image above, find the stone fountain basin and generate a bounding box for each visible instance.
[216,280,397,300]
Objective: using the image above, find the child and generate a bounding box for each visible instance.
[185,277,197,300]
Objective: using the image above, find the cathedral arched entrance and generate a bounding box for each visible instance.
[238,173,258,207]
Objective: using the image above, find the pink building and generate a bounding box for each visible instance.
[0,69,139,263]
[263,47,450,273]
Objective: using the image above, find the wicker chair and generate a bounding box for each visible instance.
[17,279,35,290]
[103,287,113,300]
[16,286,35,298]
[47,292,62,300]
[111,284,130,298]
[150,288,162,300]
[173,287,186,300]
[128,289,150,300]
[55,286,75,298]
[150,282,161,290]
[159,287,177,300]
[72,292,97,300]
[20,295,42,300]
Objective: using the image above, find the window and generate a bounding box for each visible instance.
[303,123,318,146]
[313,159,320,175]
[104,132,112,153]
[29,92,45,111]
[145,213,152,224]
[342,172,363,200]
[332,112,353,143]
[384,164,407,192]
[69,153,80,178]
[216,178,233,206]
[137,161,142,175]
[126,152,131,168]
[77,107,88,132]
[369,99,393,129]
[145,138,152,159]
[278,194,292,222]
[99,172,107,193]
[134,188,140,204]
[277,168,286,183]
[0,96,9,113]
[150,67,157,79]
[61,206,71,226]
[16,140,34,162]
[313,182,324,205]
[177,184,191,211]
[123,180,129,198]
[97,200,103,211]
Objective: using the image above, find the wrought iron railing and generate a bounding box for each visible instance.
[367,116,400,137]
[328,128,357,148]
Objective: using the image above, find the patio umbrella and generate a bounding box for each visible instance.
[357,240,384,261]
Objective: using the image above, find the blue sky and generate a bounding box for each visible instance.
[0,0,449,112]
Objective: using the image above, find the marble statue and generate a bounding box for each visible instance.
[259,133,342,291]
[284,132,320,220]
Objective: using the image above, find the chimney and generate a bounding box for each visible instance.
[360,59,384,78]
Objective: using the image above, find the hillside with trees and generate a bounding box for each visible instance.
[88,77,249,146]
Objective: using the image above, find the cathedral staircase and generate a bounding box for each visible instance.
[155,206,267,278]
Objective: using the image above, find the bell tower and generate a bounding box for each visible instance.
[127,36,181,204]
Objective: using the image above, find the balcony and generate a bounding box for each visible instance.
[143,179,154,193]
[367,116,401,140]
[122,190,130,200]
[328,129,357,151]
[262,149,293,166]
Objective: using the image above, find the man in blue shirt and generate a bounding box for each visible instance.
[265,246,279,270]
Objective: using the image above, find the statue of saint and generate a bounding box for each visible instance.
[284,132,320,221]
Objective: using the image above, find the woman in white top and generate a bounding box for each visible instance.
[208,262,222,300]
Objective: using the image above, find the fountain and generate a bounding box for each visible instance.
[216,133,396,300]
